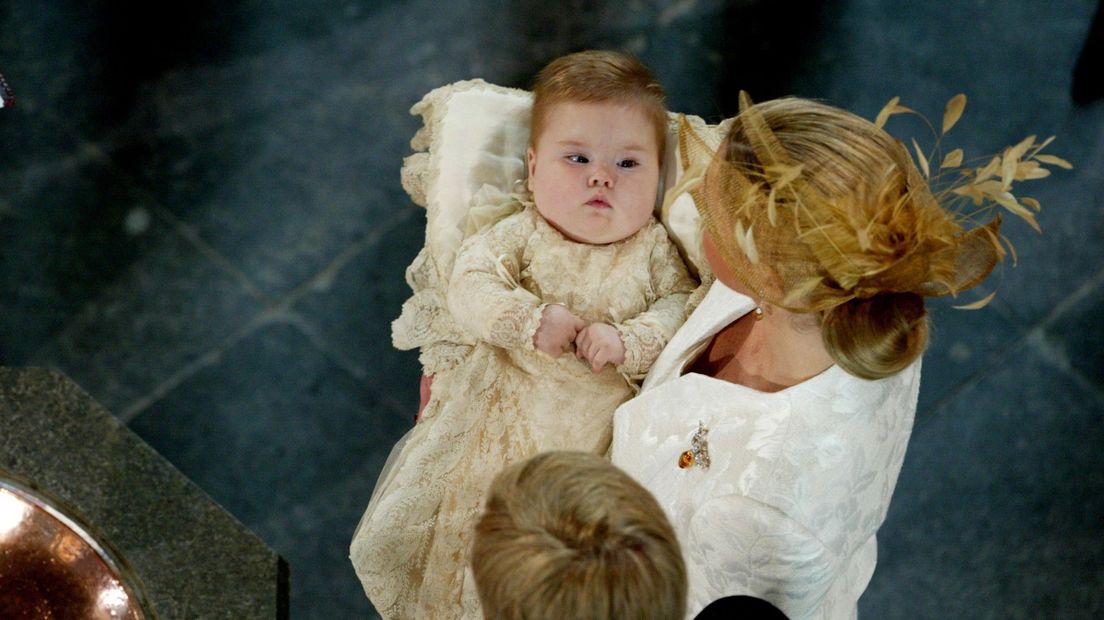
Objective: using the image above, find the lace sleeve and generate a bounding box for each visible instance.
[391,247,475,374]
[447,212,544,351]
[615,227,698,378]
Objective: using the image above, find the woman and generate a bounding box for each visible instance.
[611,93,1058,619]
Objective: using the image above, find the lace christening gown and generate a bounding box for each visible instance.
[351,204,696,619]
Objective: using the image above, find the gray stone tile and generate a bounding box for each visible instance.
[1042,275,1104,394]
[797,0,1093,124]
[289,208,423,414]
[917,295,1029,423]
[29,227,265,416]
[110,98,417,299]
[0,2,410,173]
[126,320,409,529]
[126,320,408,618]
[0,4,105,170]
[994,105,1104,325]
[0,155,163,364]
[105,18,442,299]
[862,339,1104,618]
[256,457,391,620]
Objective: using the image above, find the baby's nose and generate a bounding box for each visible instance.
[588,166,613,187]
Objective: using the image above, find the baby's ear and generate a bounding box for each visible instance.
[526,147,537,189]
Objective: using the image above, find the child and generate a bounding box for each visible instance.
[350,50,697,619]
[471,451,687,620]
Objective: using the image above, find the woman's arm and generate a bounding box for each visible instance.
[686,494,839,620]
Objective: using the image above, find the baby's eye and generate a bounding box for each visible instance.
[618,159,639,169]
[567,154,590,164]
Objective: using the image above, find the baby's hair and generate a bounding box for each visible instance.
[472,451,687,620]
[531,50,668,160]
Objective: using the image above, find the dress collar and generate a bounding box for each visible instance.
[642,279,757,390]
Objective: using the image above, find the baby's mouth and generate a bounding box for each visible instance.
[586,196,611,209]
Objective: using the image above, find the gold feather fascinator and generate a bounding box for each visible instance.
[680,92,1071,313]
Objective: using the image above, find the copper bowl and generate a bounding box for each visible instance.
[0,477,150,619]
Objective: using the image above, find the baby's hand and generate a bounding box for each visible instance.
[575,323,626,372]
[533,304,585,357]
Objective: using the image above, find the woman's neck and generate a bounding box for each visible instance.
[690,304,835,392]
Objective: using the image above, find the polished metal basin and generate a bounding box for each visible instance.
[0,477,149,618]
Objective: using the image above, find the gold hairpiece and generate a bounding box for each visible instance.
[681,92,1070,312]
[876,93,1070,237]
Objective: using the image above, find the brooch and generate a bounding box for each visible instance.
[677,421,711,470]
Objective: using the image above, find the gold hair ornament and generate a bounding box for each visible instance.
[680,92,1070,313]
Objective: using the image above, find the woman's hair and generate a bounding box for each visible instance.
[722,98,931,379]
[471,451,687,620]
[530,50,668,160]
[821,292,928,380]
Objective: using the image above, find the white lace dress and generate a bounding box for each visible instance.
[351,204,696,619]
[611,281,920,620]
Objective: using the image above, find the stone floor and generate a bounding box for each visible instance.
[2,1,1102,617]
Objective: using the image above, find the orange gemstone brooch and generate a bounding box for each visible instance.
[678,421,711,470]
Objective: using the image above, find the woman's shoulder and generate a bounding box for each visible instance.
[812,356,921,422]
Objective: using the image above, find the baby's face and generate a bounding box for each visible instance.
[527,101,660,244]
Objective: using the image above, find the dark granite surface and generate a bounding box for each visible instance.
[1,1,1102,617]
[0,367,287,618]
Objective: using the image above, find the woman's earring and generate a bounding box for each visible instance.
[754,305,764,321]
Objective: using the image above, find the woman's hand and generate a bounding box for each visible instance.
[575,323,626,372]
[533,304,585,356]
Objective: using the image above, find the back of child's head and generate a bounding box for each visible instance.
[471,450,687,620]
[530,50,668,159]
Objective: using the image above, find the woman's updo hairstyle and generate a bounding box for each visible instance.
[719,98,933,380]
[820,292,928,380]
[697,91,1061,380]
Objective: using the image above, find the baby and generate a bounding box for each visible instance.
[350,50,696,619]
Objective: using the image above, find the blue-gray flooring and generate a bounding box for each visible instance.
[2,1,1101,618]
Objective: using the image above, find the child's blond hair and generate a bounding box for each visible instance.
[531,50,668,160]
[472,451,687,620]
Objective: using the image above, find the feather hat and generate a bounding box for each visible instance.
[680,92,1069,313]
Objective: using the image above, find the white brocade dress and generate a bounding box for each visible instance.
[351,205,696,619]
[611,281,920,620]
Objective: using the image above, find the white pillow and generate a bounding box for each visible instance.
[400,79,727,280]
